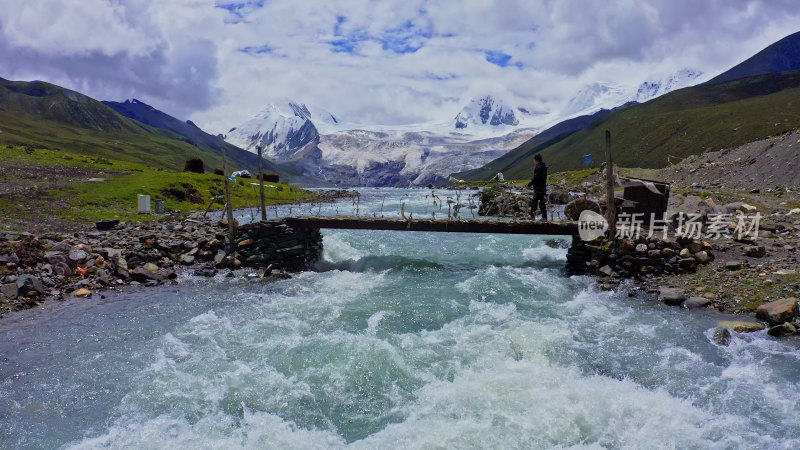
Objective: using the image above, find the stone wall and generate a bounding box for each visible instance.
[235,220,323,272]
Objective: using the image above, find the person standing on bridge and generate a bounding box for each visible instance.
[526,154,548,221]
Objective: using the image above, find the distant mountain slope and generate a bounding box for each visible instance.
[465,71,800,180]
[102,98,294,178]
[708,30,800,84]
[454,105,626,181]
[0,77,289,177]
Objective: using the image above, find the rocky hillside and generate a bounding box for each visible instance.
[643,129,800,191]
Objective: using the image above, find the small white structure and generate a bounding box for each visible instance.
[491,172,505,182]
[137,195,151,214]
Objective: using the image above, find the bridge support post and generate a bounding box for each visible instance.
[234,220,323,272]
[566,234,590,275]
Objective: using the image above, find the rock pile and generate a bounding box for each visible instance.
[0,213,324,315]
[0,213,232,313]
[584,235,714,279]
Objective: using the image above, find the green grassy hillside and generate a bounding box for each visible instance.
[0,78,288,177]
[0,145,315,228]
[459,71,800,180]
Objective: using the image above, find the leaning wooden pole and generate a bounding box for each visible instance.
[257,145,267,221]
[605,130,616,237]
[223,149,236,250]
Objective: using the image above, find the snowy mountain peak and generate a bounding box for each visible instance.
[224,101,322,161]
[561,82,627,118]
[453,96,520,131]
[636,69,704,102]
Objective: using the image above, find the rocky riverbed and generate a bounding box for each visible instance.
[0,211,274,316]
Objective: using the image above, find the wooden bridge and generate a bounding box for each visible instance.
[283,216,580,235]
[235,216,587,274]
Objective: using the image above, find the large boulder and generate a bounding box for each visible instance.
[16,274,45,296]
[767,322,797,337]
[683,297,712,309]
[564,198,601,221]
[717,320,765,333]
[659,287,686,306]
[755,298,798,326]
[130,267,164,283]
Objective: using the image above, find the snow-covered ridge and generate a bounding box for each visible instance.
[224,68,704,186]
[636,69,705,103]
[453,95,520,130]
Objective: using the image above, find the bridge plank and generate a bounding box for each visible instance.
[283,216,579,235]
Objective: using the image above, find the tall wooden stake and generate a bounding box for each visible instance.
[257,145,267,221]
[223,149,236,250]
[605,130,616,237]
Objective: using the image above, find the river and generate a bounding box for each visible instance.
[1,188,799,449]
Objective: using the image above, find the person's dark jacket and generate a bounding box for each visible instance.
[527,162,547,193]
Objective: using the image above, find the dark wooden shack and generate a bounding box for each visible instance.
[620,178,670,226]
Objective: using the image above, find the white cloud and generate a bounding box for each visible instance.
[0,0,798,134]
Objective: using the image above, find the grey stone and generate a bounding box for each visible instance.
[1,283,18,299]
[53,262,72,277]
[725,261,743,271]
[660,287,686,306]
[180,254,196,265]
[767,322,796,337]
[598,265,616,277]
[68,249,88,263]
[683,296,712,309]
[712,327,731,346]
[214,251,226,265]
[53,242,72,253]
[16,274,46,296]
[130,267,163,283]
[0,253,20,264]
[45,251,67,265]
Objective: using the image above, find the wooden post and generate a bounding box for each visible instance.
[257,145,267,221]
[223,149,236,250]
[605,130,616,237]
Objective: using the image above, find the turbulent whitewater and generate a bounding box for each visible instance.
[1,189,798,449]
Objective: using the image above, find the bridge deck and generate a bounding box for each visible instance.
[283,216,579,235]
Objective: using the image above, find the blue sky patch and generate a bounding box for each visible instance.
[330,15,431,55]
[215,1,266,22]
[484,50,513,67]
[239,44,274,55]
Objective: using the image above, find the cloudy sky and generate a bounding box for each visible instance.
[1,0,798,134]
